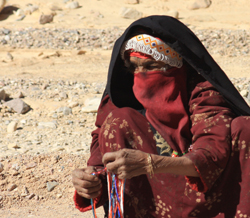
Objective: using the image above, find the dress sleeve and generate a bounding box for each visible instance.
[184,80,236,192]
[73,95,117,212]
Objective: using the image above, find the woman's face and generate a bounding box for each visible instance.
[128,56,172,74]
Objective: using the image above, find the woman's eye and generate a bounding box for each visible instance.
[146,65,160,70]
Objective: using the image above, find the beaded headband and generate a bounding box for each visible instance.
[121,34,183,68]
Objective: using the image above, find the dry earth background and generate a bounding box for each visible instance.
[0,0,250,217]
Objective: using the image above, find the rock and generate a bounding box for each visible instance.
[7,52,13,61]
[12,163,20,171]
[49,4,62,11]
[39,14,54,25]
[68,102,79,108]
[57,107,72,115]
[25,162,37,170]
[47,181,59,192]
[124,0,139,4]
[8,143,20,149]
[21,186,29,197]
[0,89,6,101]
[24,5,39,15]
[57,193,62,199]
[7,184,17,191]
[76,50,86,55]
[120,7,143,19]
[166,10,179,19]
[81,106,98,113]
[0,196,3,201]
[7,121,18,133]
[4,99,30,114]
[13,9,25,17]
[13,91,25,99]
[10,169,19,176]
[65,1,79,9]
[240,89,248,97]
[16,15,26,21]
[26,193,35,199]
[188,0,212,10]
[59,92,68,99]
[38,122,57,129]
[0,162,4,173]
[84,97,101,107]
[0,0,6,13]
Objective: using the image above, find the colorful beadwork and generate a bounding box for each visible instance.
[121,34,183,68]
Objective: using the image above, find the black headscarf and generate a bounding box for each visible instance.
[104,15,250,116]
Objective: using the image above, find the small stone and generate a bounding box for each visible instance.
[240,89,248,97]
[42,84,49,90]
[0,162,4,173]
[13,8,25,17]
[21,186,29,196]
[13,91,25,98]
[12,163,20,171]
[8,143,20,150]
[7,184,17,191]
[7,121,18,133]
[24,5,39,15]
[57,193,62,199]
[65,1,79,9]
[69,102,79,108]
[38,122,57,129]
[26,193,35,199]
[84,97,101,107]
[120,7,143,19]
[166,10,179,19]
[4,99,30,114]
[47,181,59,192]
[81,106,98,113]
[187,0,212,10]
[7,52,13,61]
[0,196,3,201]
[0,89,6,101]
[49,4,62,11]
[10,170,19,176]
[57,107,72,115]
[25,162,37,170]
[76,50,86,55]
[59,92,68,99]
[16,15,26,21]
[39,14,54,25]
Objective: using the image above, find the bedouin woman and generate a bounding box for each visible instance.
[72,16,250,218]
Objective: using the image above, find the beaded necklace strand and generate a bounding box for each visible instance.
[91,167,125,218]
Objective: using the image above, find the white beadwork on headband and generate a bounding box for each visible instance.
[121,34,183,68]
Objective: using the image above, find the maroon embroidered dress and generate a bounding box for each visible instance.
[74,16,250,217]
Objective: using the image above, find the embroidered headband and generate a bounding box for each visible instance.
[121,34,183,68]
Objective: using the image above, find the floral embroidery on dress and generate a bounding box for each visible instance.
[101,112,120,140]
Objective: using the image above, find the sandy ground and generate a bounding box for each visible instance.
[0,0,250,217]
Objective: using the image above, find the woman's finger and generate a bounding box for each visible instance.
[72,168,99,182]
[102,151,118,165]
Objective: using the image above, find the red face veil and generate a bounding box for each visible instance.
[132,65,192,154]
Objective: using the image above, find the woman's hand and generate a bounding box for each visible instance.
[102,148,149,179]
[72,166,102,199]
